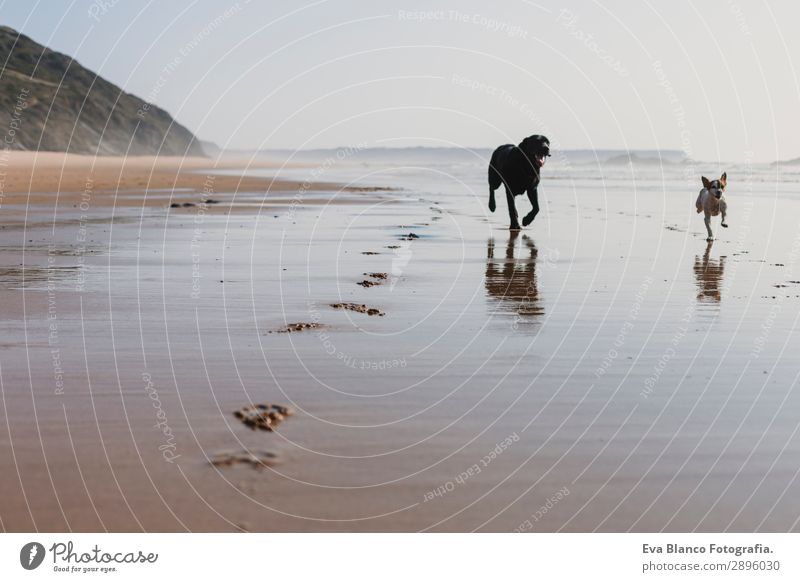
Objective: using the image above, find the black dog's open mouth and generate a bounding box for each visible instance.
[535,154,547,168]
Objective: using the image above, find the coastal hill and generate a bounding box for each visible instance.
[0,25,203,156]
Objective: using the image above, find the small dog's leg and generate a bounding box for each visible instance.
[522,187,539,226]
[489,188,496,213]
[704,214,713,241]
[506,188,520,230]
[720,199,728,228]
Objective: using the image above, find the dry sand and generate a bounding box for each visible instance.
[0,151,378,208]
[1,153,800,532]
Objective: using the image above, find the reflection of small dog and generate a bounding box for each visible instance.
[696,172,728,241]
[693,241,726,302]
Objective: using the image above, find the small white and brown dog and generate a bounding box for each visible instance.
[696,172,728,241]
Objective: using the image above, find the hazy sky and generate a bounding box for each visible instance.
[2,0,799,161]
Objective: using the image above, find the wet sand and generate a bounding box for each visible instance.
[2,155,800,532]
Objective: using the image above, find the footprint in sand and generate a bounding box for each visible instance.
[234,404,294,432]
[269,322,325,333]
[330,302,384,316]
[357,272,388,288]
[210,450,279,470]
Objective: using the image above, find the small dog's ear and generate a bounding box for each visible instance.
[720,172,727,187]
[702,176,711,189]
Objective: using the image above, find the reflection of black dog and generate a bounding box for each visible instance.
[485,231,542,322]
[488,135,550,230]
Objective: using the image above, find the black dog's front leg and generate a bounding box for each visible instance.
[522,187,539,226]
[506,188,520,230]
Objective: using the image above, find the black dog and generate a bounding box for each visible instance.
[488,135,550,229]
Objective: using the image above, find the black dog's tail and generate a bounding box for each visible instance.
[488,148,504,213]
[488,150,503,191]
